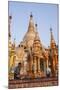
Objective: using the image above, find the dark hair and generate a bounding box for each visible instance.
[18,63,21,65]
[49,65,51,68]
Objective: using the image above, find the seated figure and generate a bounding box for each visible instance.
[46,66,51,77]
[14,63,21,79]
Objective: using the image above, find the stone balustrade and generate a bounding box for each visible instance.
[9,77,58,89]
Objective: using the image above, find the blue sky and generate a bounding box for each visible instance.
[9,1,58,47]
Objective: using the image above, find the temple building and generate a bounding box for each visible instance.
[8,13,58,79]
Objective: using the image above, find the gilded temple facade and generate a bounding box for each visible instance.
[8,14,58,79]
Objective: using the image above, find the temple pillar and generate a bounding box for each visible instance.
[53,55,57,76]
[30,58,33,72]
[38,58,40,73]
[53,57,55,71]
[47,59,49,69]
[34,57,37,75]
[23,60,28,75]
[44,61,46,76]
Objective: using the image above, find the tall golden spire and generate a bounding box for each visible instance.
[28,12,35,32]
[34,23,42,47]
[50,28,58,76]
[50,27,56,48]
[33,23,43,57]
[23,13,36,48]
[34,24,40,41]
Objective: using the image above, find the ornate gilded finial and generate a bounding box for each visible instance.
[50,27,53,38]
[9,15,12,19]
[30,12,33,18]
[14,38,16,43]
[35,23,37,27]
[9,15,12,38]
[9,29,11,38]
[13,38,15,47]
[14,38,15,42]
[50,27,52,32]
[50,27,56,48]
[9,16,12,23]
[50,27,53,39]
[35,23,38,31]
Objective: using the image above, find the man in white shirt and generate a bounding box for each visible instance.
[46,66,51,77]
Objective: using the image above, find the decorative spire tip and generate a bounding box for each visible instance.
[50,27,52,32]
[35,23,37,27]
[9,16,12,19]
[30,12,33,17]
